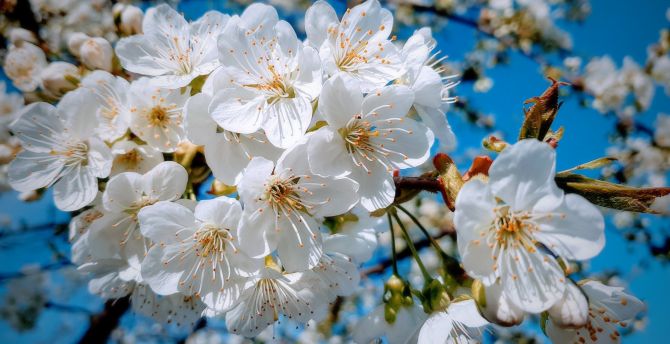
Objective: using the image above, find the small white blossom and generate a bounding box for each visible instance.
[454,139,605,313]
[305,0,404,92]
[307,75,433,211]
[115,4,229,88]
[8,88,112,211]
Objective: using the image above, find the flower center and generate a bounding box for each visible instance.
[50,141,89,166]
[194,224,233,258]
[245,67,296,104]
[148,105,171,127]
[491,206,537,249]
[265,175,307,213]
[340,117,379,154]
[116,149,143,168]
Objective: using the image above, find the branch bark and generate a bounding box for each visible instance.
[77,296,131,344]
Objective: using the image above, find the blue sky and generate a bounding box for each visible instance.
[1,0,669,342]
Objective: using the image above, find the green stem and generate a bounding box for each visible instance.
[396,204,446,256]
[392,211,432,281]
[387,212,399,276]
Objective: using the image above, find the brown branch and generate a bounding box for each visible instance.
[77,296,131,344]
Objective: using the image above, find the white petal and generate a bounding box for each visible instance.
[319,74,363,128]
[418,312,454,344]
[53,167,97,211]
[194,196,242,229]
[548,281,589,328]
[237,209,277,258]
[305,1,338,48]
[237,157,274,210]
[57,88,99,140]
[10,102,63,152]
[184,93,217,146]
[534,193,605,261]
[502,248,566,313]
[415,105,456,150]
[103,171,143,212]
[138,201,196,244]
[276,214,323,272]
[141,245,184,295]
[209,86,265,134]
[352,166,395,211]
[8,151,63,192]
[307,127,353,178]
[142,161,188,201]
[362,85,414,120]
[261,96,312,149]
[489,139,562,210]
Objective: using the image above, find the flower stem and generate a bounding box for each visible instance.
[392,210,432,282]
[395,204,446,256]
[387,212,399,276]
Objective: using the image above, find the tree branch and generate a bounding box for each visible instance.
[77,296,131,344]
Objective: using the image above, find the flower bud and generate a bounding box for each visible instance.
[67,32,90,57]
[40,62,79,98]
[118,4,143,35]
[9,28,38,47]
[421,279,450,313]
[79,37,114,72]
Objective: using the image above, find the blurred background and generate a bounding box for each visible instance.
[1,0,669,342]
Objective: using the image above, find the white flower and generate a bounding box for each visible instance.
[127,78,189,152]
[305,0,404,92]
[139,197,263,312]
[583,56,627,114]
[621,57,654,111]
[110,140,164,176]
[224,267,320,337]
[353,303,427,344]
[184,70,281,185]
[417,300,488,344]
[211,4,322,149]
[3,43,47,92]
[546,281,645,343]
[86,161,188,271]
[80,70,131,142]
[40,62,79,98]
[79,37,114,72]
[307,75,433,211]
[0,82,24,142]
[115,4,228,89]
[8,88,112,211]
[399,27,457,149]
[454,139,605,313]
[237,141,359,272]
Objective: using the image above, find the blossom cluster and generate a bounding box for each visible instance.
[0,0,651,342]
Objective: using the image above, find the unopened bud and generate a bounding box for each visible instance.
[67,32,90,57]
[121,5,143,35]
[9,28,38,46]
[80,37,114,72]
[421,279,450,313]
[40,62,79,97]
